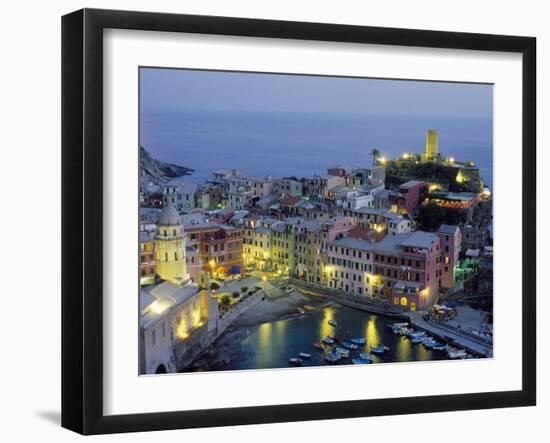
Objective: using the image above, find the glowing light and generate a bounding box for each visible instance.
[379,157,387,164]
[209,259,216,268]
[428,184,440,192]
[262,275,267,282]
[449,157,455,163]
[482,188,492,197]
[456,171,465,183]
[402,153,410,160]
[375,225,384,233]
[150,300,169,315]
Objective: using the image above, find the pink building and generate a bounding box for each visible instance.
[372,231,441,310]
[389,180,428,215]
[437,224,461,289]
[327,166,352,177]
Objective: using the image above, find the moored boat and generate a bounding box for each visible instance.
[342,341,359,350]
[313,341,324,350]
[352,358,372,365]
[299,352,312,359]
[322,336,335,345]
[370,344,389,354]
[350,337,366,345]
[328,319,338,327]
[447,348,468,359]
[324,351,341,363]
[289,358,303,366]
[359,353,373,362]
[335,347,350,358]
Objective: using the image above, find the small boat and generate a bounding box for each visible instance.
[342,341,359,350]
[289,358,303,366]
[335,347,350,357]
[324,351,341,363]
[351,337,366,345]
[328,319,338,327]
[433,344,449,352]
[297,307,305,314]
[328,335,339,342]
[411,336,423,344]
[359,353,373,362]
[299,352,312,359]
[370,345,388,355]
[390,322,409,329]
[323,336,335,345]
[352,358,372,365]
[448,348,468,359]
[312,341,324,351]
[422,338,442,349]
[408,330,426,339]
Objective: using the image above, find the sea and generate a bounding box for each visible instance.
[140,110,493,190]
[188,304,453,372]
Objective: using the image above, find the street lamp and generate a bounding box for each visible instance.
[209,259,216,277]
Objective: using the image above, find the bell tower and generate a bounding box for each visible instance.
[155,205,189,285]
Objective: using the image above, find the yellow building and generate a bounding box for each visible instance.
[155,205,189,285]
[421,129,439,162]
[139,282,218,374]
[243,226,271,270]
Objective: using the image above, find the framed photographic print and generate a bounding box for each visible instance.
[61,8,536,435]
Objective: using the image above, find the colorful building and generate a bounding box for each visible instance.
[421,129,439,162]
[154,205,189,286]
[324,236,375,297]
[139,231,157,287]
[389,180,428,215]
[139,283,218,374]
[243,225,272,270]
[371,231,441,310]
[163,178,198,212]
[437,224,461,290]
[182,213,243,278]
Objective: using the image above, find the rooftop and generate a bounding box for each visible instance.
[158,205,182,226]
[429,191,477,201]
[438,224,460,235]
[400,180,426,189]
[400,231,439,249]
[140,282,200,328]
[331,236,374,251]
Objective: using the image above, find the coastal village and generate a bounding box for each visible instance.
[139,130,494,374]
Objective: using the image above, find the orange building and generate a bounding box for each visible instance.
[139,231,157,286]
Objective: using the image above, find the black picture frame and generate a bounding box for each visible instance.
[61,8,537,435]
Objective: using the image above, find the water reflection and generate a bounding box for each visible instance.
[365,317,379,347]
[194,305,450,372]
[320,306,336,338]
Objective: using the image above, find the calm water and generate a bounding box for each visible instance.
[140,110,493,190]
[190,305,449,372]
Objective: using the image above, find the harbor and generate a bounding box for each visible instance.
[184,285,483,372]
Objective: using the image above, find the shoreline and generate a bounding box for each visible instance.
[229,290,334,329]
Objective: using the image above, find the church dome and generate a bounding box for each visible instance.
[158,205,182,226]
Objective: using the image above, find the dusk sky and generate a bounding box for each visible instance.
[140,68,493,119]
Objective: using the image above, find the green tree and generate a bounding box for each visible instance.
[371,148,380,165]
[210,281,220,291]
[221,295,231,306]
[416,203,446,232]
